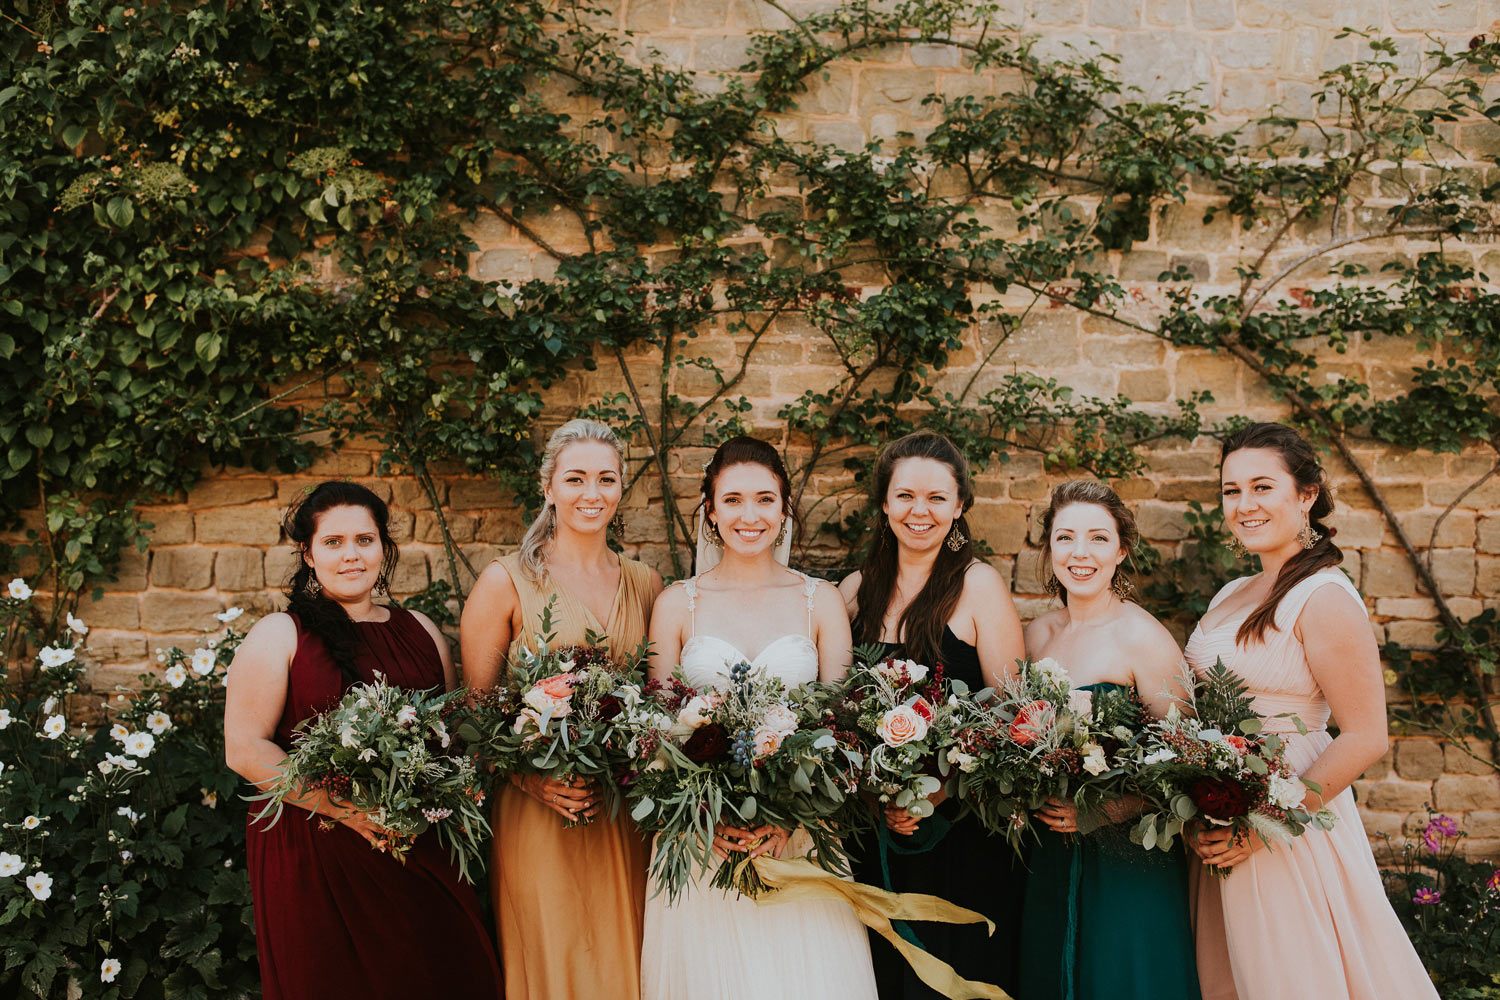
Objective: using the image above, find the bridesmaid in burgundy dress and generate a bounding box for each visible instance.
[225,481,502,999]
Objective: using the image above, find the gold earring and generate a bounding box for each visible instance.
[1298,517,1322,550]
[707,519,724,549]
[1044,575,1061,598]
[945,527,967,552]
[611,511,626,536]
[1110,574,1134,600]
[1226,534,1249,558]
[774,519,788,547]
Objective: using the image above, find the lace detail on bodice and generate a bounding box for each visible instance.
[678,574,819,690]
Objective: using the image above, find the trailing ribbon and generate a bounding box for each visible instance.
[752,855,1014,1000]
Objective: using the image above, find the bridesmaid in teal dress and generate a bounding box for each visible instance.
[1018,481,1200,1000]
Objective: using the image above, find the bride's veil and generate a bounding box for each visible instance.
[693,506,793,574]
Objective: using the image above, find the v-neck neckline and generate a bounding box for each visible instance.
[549,560,625,634]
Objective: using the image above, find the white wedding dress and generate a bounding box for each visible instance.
[640,576,879,1000]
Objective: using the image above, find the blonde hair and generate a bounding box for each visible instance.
[517,419,626,583]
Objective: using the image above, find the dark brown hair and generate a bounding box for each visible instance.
[851,432,976,667]
[1039,480,1139,605]
[284,481,400,686]
[1221,422,1341,644]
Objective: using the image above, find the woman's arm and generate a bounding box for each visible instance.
[646,583,688,683]
[967,563,1025,688]
[458,561,518,692]
[812,581,854,683]
[408,609,458,692]
[223,614,390,845]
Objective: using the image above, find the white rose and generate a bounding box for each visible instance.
[1067,688,1094,718]
[26,872,52,901]
[395,705,418,727]
[521,687,570,719]
[215,607,244,623]
[123,732,155,758]
[876,704,929,747]
[1081,742,1109,776]
[670,695,712,737]
[760,703,799,738]
[0,852,22,877]
[1269,772,1307,811]
[7,578,32,600]
[42,715,66,740]
[146,711,171,735]
[190,649,216,675]
[1033,657,1071,688]
[164,665,187,688]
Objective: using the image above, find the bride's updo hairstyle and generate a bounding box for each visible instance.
[283,481,400,686]
[1221,421,1342,644]
[699,435,795,536]
[1038,479,1139,606]
[851,431,976,668]
[517,418,626,584]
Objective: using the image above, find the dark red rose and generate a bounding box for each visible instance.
[682,722,730,763]
[912,697,935,723]
[596,695,623,721]
[1190,777,1253,821]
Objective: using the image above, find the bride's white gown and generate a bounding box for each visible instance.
[641,576,879,1000]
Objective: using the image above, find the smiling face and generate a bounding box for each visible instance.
[1221,446,1316,555]
[304,504,384,602]
[883,457,963,555]
[545,440,622,539]
[1048,502,1126,601]
[708,461,787,558]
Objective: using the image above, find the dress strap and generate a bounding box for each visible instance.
[801,573,817,636]
[681,577,698,636]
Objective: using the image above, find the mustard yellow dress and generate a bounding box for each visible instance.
[491,552,652,1000]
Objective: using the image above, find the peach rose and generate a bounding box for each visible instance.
[877,705,929,747]
[522,672,576,717]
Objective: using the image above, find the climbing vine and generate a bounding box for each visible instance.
[1,2,1497,755]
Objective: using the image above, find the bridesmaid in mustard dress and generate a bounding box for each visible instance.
[461,419,663,1000]
[1187,422,1436,1000]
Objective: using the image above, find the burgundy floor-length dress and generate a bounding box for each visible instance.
[246,606,502,999]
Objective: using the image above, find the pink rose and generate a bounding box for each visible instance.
[877,705,930,747]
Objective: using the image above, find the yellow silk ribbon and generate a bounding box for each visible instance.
[751,855,1015,1000]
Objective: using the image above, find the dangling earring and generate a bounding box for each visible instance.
[611,511,626,537]
[1226,534,1249,558]
[374,573,391,598]
[1044,575,1061,598]
[707,518,724,549]
[1298,516,1322,550]
[774,519,789,548]
[1110,574,1134,600]
[545,503,556,538]
[307,575,322,596]
[945,526,967,552]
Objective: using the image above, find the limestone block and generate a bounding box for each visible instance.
[993,312,1081,368]
[302,452,373,476]
[1189,0,1234,29]
[388,512,416,545]
[1119,369,1170,402]
[79,593,141,630]
[968,502,1030,554]
[1479,517,1500,554]
[1016,548,1049,594]
[196,508,285,545]
[1431,548,1476,597]
[140,592,223,632]
[142,510,194,545]
[416,511,477,544]
[216,548,265,592]
[1326,509,1384,549]
[1360,747,1394,781]
[1385,620,1439,648]
[794,67,854,115]
[476,249,534,283]
[1444,739,1498,776]
[1394,739,1446,781]
[1173,353,1241,404]
[99,549,149,592]
[1137,501,1190,541]
[1215,33,1279,70]
[1388,0,1479,32]
[150,548,214,590]
[187,479,276,508]
[1375,598,1438,620]
[264,546,302,589]
[693,35,753,72]
[1355,778,1433,813]
[448,480,502,510]
[1362,550,1417,598]
[1433,774,1500,812]
[1089,0,1142,27]
[388,554,431,594]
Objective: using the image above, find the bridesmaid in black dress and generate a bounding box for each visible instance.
[838,432,1028,998]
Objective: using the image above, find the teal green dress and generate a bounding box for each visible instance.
[1017,683,1200,1000]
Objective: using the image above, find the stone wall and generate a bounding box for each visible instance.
[58,0,1500,856]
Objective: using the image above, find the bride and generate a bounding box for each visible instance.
[640,436,878,1000]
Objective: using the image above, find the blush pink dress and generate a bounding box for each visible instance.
[1184,569,1437,1000]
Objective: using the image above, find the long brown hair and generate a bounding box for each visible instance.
[851,432,976,667]
[1221,422,1342,644]
[1039,480,1139,605]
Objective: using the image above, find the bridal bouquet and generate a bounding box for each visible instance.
[464,617,645,827]
[1129,659,1336,876]
[951,657,1141,850]
[829,647,963,820]
[620,664,864,901]
[250,674,490,883]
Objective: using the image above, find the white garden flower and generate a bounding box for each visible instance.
[26,871,52,901]
[119,850,132,863]
[190,648,216,675]
[105,753,136,771]
[0,759,5,777]
[66,612,88,636]
[122,731,155,758]
[6,578,31,600]
[1081,742,1109,776]
[145,711,172,735]
[215,607,244,623]
[946,747,978,772]
[37,646,76,670]
[1032,657,1072,689]
[42,696,57,714]
[1268,772,1307,811]
[201,789,219,809]
[116,806,140,823]
[164,665,187,688]
[395,705,418,727]
[100,958,121,983]
[0,852,22,877]
[339,725,360,749]
[1143,748,1177,765]
[22,815,41,830]
[357,747,377,762]
[670,695,713,737]
[42,715,66,740]
[1067,688,1094,718]
[0,708,10,730]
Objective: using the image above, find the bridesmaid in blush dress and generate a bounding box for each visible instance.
[226,482,501,999]
[837,432,1027,998]
[1186,423,1437,1000]
[461,419,662,1000]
